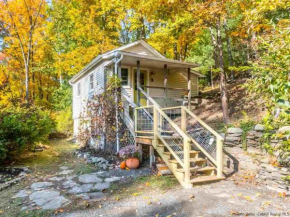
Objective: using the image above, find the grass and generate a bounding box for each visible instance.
[0,138,79,217]
[12,138,78,175]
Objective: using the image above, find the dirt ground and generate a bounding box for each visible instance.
[58,174,290,217]
[194,79,266,131]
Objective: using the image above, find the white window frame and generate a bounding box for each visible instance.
[121,66,130,88]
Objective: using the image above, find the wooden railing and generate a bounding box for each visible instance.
[161,106,224,177]
[136,87,192,184]
[135,88,224,179]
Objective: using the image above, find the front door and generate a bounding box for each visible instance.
[133,69,147,106]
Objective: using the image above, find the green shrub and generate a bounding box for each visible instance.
[54,107,73,136]
[0,107,55,162]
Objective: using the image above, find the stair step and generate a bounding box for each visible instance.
[169,158,206,164]
[163,151,199,155]
[189,175,224,184]
[176,166,216,173]
[157,144,165,147]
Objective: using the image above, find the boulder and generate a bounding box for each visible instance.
[254,124,265,131]
[31,182,53,191]
[278,126,290,133]
[227,128,243,134]
[92,182,110,191]
[29,190,60,206]
[78,174,102,184]
[41,196,70,210]
[67,184,93,194]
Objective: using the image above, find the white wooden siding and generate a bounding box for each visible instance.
[73,61,108,135]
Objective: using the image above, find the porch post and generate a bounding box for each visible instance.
[137,60,141,106]
[115,60,121,152]
[163,64,168,107]
[187,68,192,111]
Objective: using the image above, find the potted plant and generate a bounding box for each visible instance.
[118,145,140,169]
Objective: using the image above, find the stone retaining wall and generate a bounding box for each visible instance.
[222,125,289,193]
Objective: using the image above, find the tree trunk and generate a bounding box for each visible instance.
[223,20,234,80]
[217,20,230,124]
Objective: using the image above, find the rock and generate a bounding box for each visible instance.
[91,157,99,163]
[67,184,93,194]
[20,206,28,211]
[254,124,265,131]
[278,126,290,133]
[227,128,243,134]
[102,164,108,170]
[219,133,225,138]
[60,166,69,170]
[48,177,64,182]
[87,192,108,201]
[31,182,53,191]
[92,182,110,191]
[78,174,102,183]
[225,136,241,142]
[13,189,31,198]
[29,190,60,206]
[62,180,79,189]
[92,171,110,178]
[104,177,121,183]
[58,170,74,175]
[42,196,70,210]
[75,193,90,200]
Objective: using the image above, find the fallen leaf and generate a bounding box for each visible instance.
[244,196,252,202]
[155,214,159,217]
[189,195,195,198]
[0,210,3,214]
[99,205,102,209]
[115,197,119,201]
[278,192,286,198]
[147,201,152,205]
[145,182,150,186]
[237,193,242,197]
[255,193,261,197]
[132,193,140,196]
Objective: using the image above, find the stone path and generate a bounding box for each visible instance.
[12,166,123,211]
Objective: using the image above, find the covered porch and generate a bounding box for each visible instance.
[110,51,202,110]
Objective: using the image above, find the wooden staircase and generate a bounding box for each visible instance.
[132,87,224,188]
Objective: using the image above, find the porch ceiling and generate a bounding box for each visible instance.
[118,51,199,69]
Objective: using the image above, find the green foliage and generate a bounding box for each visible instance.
[51,83,73,136]
[54,107,73,136]
[51,83,72,111]
[0,107,55,162]
[239,116,256,150]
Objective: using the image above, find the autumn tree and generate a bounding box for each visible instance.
[1,0,46,103]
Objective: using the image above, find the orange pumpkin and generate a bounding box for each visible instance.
[120,161,126,170]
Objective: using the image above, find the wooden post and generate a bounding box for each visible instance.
[115,61,121,152]
[138,143,143,164]
[181,107,186,133]
[149,145,155,168]
[164,65,168,107]
[134,108,138,132]
[184,138,191,188]
[216,138,223,177]
[187,68,191,111]
[137,60,141,106]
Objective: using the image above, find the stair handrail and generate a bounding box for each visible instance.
[181,106,223,177]
[137,87,192,184]
[138,87,190,141]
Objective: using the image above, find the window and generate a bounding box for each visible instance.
[77,82,81,96]
[89,74,94,90]
[121,68,129,86]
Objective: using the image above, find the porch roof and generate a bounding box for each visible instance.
[69,50,199,84]
[116,51,199,69]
